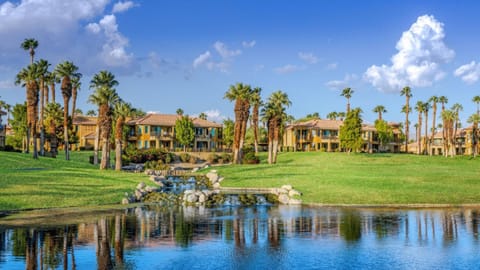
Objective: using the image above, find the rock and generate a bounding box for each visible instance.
[134,189,144,201]
[184,189,195,195]
[192,167,199,172]
[281,185,293,191]
[278,194,290,204]
[144,169,153,175]
[288,199,302,205]
[277,188,288,194]
[186,193,198,203]
[213,182,221,189]
[218,177,224,183]
[121,198,130,205]
[136,182,146,190]
[145,186,157,193]
[198,193,206,203]
[204,165,210,169]
[288,190,301,197]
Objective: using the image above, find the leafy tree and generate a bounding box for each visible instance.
[175,115,194,152]
[375,120,393,151]
[339,108,363,153]
[10,103,28,151]
[222,118,234,149]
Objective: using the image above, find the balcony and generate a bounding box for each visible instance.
[151,132,173,140]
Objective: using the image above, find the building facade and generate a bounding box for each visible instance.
[127,114,223,151]
[283,119,402,153]
[72,115,97,150]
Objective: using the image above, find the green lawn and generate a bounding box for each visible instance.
[0,151,147,211]
[216,152,480,205]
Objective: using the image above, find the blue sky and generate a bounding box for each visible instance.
[1,0,480,127]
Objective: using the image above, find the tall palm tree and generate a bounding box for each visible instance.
[21,38,38,64]
[326,111,338,120]
[468,113,480,157]
[262,91,291,164]
[338,112,346,121]
[251,87,262,154]
[15,63,41,158]
[400,86,412,153]
[198,112,207,120]
[113,101,132,171]
[43,102,62,157]
[224,82,254,164]
[45,71,60,103]
[441,109,455,157]
[4,103,11,126]
[71,76,82,120]
[176,108,184,115]
[451,103,463,155]
[414,101,425,155]
[422,102,430,155]
[341,87,354,113]
[37,59,50,156]
[89,70,119,165]
[428,96,439,155]
[438,96,448,155]
[55,61,81,160]
[473,96,480,116]
[373,105,387,121]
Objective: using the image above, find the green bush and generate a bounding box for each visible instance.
[242,151,259,164]
[179,153,190,163]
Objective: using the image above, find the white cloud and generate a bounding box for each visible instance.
[242,40,256,48]
[326,74,359,90]
[214,41,241,59]
[199,109,226,123]
[326,62,338,70]
[298,52,318,64]
[112,1,136,13]
[0,79,14,89]
[87,14,133,67]
[275,64,302,74]
[193,51,212,68]
[454,61,480,84]
[364,15,455,92]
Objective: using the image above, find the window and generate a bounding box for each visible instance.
[145,126,149,134]
[137,126,142,134]
[138,140,142,148]
[145,141,149,148]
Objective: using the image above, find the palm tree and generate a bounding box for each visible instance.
[451,103,463,155]
[114,101,132,170]
[55,61,81,160]
[21,38,38,64]
[251,87,262,154]
[422,102,430,155]
[15,63,40,158]
[71,76,82,119]
[326,111,338,120]
[373,105,386,121]
[414,101,425,155]
[341,87,354,113]
[473,96,480,115]
[468,113,480,157]
[89,70,119,165]
[428,96,439,155]
[262,91,291,164]
[4,103,11,126]
[338,112,346,121]
[400,86,412,153]
[198,112,207,120]
[37,59,50,156]
[176,108,184,115]
[45,71,60,103]
[441,109,455,157]
[86,110,96,116]
[438,96,449,154]
[44,102,62,157]
[224,82,254,164]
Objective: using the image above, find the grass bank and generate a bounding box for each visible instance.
[216,152,480,205]
[0,151,146,211]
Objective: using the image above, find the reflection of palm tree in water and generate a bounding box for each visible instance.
[114,215,125,267]
[25,229,37,270]
[96,218,113,270]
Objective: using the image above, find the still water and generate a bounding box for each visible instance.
[0,205,479,270]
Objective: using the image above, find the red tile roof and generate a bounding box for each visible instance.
[127,114,222,128]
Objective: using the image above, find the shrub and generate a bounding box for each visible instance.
[242,151,259,164]
[221,152,231,163]
[179,153,190,163]
[165,153,174,163]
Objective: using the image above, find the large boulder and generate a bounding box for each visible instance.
[213,182,221,189]
[198,193,207,203]
[289,189,301,197]
[278,194,290,204]
[185,193,198,203]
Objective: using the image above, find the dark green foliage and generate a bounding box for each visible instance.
[375,120,394,149]
[125,148,173,164]
[222,118,234,148]
[175,115,194,150]
[179,152,190,163]
[144,160,169,170]
[242,151,259,164]
[339,108,363,153]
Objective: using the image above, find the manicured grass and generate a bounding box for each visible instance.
[215,152,480,205]
[0,151,147,211]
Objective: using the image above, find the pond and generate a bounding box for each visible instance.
[0,205,479,269]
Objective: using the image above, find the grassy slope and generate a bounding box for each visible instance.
[216,152,480,205]
[0,151,147,211]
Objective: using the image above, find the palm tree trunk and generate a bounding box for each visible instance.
[63,96,70,160]
[423,111,428,155]
[115,116,123,171]
[233,100,242,164]
[405,99,409,153]
[430,106,436,155]
[51,83,56,103]
[101,138,109,169]
[253,105,259,154]
[40,81,45,156]
[417,115,422,155]
[267,118,275,164]
[71,88,77,119]
[94,124,100,165]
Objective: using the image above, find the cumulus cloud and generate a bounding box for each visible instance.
[275,64,302,74]
[242,40,256,48]
[112,1,136,13]
[326,74,359,90]
[298,52,319,64]
[197,109,226,123]
[454,61,480,84]
[193,51,212,68]
[364,15,455,92]
[214,41,241,59]
[86,14,134,67]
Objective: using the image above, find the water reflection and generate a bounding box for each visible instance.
[1,206,480,269]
